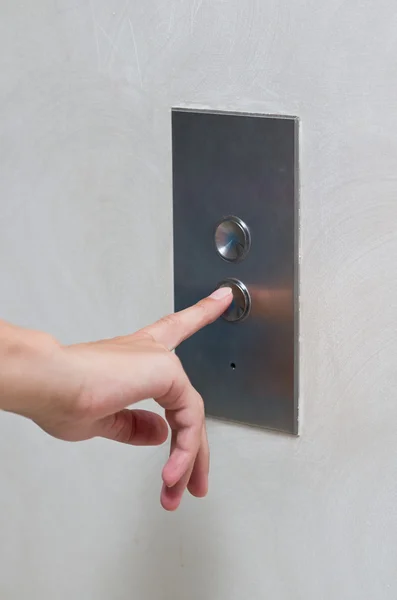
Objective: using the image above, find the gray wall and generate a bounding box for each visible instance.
[1,1,397,598]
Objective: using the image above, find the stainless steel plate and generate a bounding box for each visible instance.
[172,108,299,434]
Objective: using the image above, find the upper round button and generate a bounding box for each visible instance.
[214,216,251,263]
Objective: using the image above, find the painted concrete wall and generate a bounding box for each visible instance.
[1,1,397,598]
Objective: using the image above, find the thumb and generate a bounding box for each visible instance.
[98,409,169,446]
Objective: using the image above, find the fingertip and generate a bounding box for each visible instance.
[155,419,170,445]
[142,412,169,446]
[102,410,169,447]
[161,463,178,489]
[162,449,191,488]
[161,483,183,512]
[209,286,233,301]
[187,477,208,498]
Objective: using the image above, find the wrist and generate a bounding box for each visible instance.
[0,321,62,418]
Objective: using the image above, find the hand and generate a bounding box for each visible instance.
[5,287,232,510]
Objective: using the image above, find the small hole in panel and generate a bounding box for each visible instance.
[230,362,236,370]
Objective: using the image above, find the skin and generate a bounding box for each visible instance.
[0,286,233,511]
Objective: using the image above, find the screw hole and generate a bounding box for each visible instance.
[230,362,236,370]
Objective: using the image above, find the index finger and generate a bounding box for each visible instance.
[140,287,232,350]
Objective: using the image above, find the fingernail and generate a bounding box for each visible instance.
[210,287,232,300]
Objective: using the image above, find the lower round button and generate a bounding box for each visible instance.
[217,278,251,323]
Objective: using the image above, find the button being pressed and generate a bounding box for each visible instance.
[217,278,251,323]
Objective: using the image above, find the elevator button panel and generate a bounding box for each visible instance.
[172,108,299,434]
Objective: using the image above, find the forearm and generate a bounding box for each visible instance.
[0,320,61,418]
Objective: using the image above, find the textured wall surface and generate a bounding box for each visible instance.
[1,1,397,598]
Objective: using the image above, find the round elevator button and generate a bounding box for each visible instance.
[214,216,251,262]
[217,278,251,323]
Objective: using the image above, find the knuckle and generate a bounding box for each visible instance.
[74,385,100,420]
[28,331,60,356]
[167,350,182,369]
[159,352,184,390]
[159,314,179,330]
[131,330,155,344]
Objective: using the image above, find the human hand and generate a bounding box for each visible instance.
[5,287,232,510]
